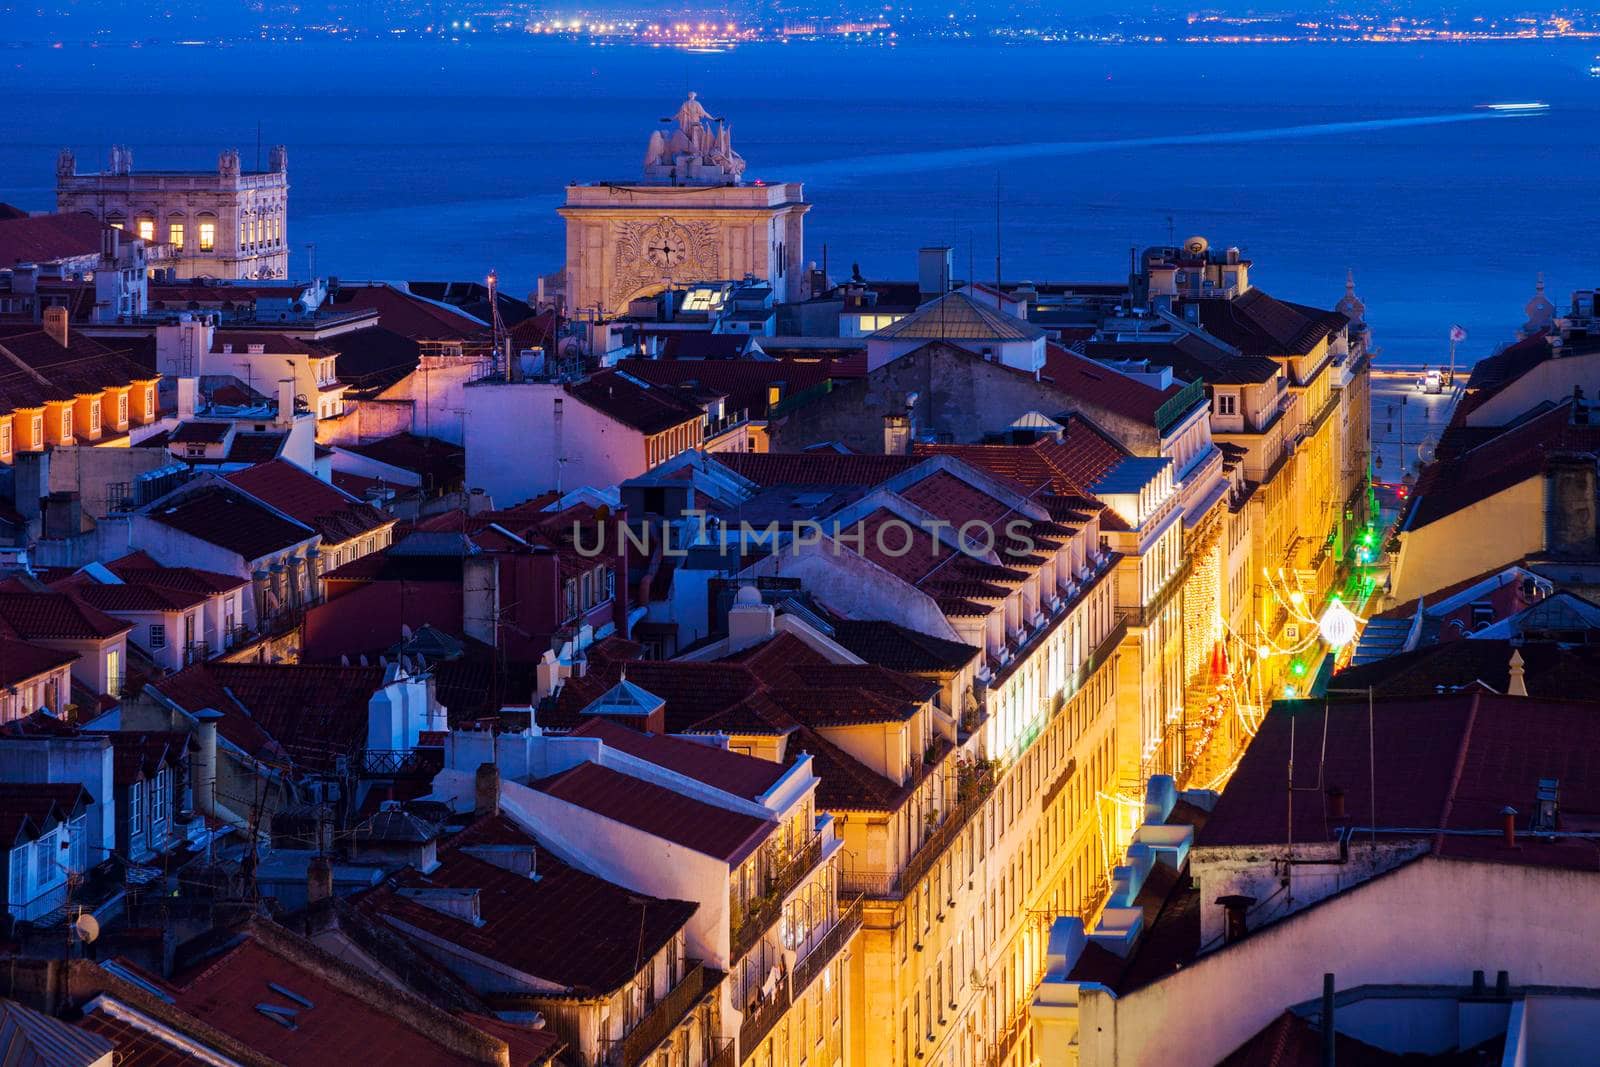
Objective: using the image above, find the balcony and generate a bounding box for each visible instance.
[839,759,996,899]
[739,895,863,1054]
[703,408,750,439]
[730,832,824,961]
[599,959,717,1067]
[359,748,444,778]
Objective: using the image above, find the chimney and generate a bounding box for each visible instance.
[918,246,953,300]
[276,378,296,427]
[307,853,334,906]
[475,761,500,818]
[1326,786,1346,822]
[1542,452,1596,558]
[883,412,911,456]
[726,584,775,653]
[1507,649,1528,697]
[1501,805,1518,848]
[1217,894,1255,944]
[191,708,222,819]
[177,377,198,421]
[42,306,68,348]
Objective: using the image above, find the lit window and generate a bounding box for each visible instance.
[198,219,216,252]
[136,217,154,242]
[169,221,185,249]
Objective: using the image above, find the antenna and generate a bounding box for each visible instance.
[994,173,1003,309]
[489,270,510,380]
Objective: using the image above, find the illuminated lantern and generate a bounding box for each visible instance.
[1319,600,1359,648]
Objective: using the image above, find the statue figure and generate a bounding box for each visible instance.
[646,92,746,182]
[645,130,665,169]
[218,148,241,179]
[673,92,710,137]
[56,147,75,178]
[269,144,288,173]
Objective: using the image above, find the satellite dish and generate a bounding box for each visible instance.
[1418,435,1439,464]
[72,912,100,945]
[1183,235,1209,256]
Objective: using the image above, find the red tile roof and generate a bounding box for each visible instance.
[1200,692,1600,871]
[211,331,340,358]
[69,580,208,613]
[0,209,105,266]
[535,760,773,863]
[170,937,488,1067]
[147,484,315,560]
[225,460,392,545]
[1193,289,1347,358]
[147,663,384,770]
[328,283,490,342]
[0,782,91,845]
[574,717,790,800]
[168,421,231,445]
[0,329,157,413]
[616,357,841,419]
[107,552,248,596]
[547,632,936,736]
[1041,344,1185,425]
[915,424,1125,501]
[565,370,704,436]
[0,636,77,687]
[364,814,696,998]
[1407,399,1600,530]
[711,451,923,487]
[0,590,132,640]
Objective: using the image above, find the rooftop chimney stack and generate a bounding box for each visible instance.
[918,246,953,300]
[475,761,501,818]
[1501,805,1519,848]
[276,377,296,428]
[42,306,68,348]
[307,853,333,906]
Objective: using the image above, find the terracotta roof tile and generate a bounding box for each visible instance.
[363,814,696,998]
[1041,344,1184,425]
[226,460,392,546]
[0,636,77,687]
[565,370,704,436]
[573,717,790,799]
[0,590,133,640]
[1200,692,1600,871]
[536,761,773,863]
[170,937,487,1066]
[147,484,315,560]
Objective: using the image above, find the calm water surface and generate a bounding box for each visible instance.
[1,37,1596,363]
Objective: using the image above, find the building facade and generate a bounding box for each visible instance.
[560,95,808,317]
[57,144,289,280]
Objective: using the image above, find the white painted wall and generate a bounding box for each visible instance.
[463,382,647,505]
